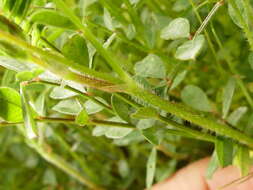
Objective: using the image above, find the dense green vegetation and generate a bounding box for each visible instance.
[0,0,253,189]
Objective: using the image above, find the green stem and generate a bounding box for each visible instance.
[115,93,216,143]
[53,0,131,81]
[27,79,115,115]
[0,117,134,129]
[128,86,253,148]
[188,0,225,76]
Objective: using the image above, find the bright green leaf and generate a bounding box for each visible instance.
[227,106,247,126]
[75,109,89,126]
[30,10,76,29]
[228,0,248,28]
[181,85,212,112]
[52,99,82,115]
[248,52,253,69]
[206,151,219,179]
[62,34,89,66]
[234,145,251,176]
[0,87,23,122]
[134,54,166,78]
[20,84,37,139]
[111,95,131,122]
[215,138,233,167]
[170,70,187,90]
[50,87,77,100]
[146,147,157,188]
[175,35,205,60]
[222,77,236,119]
[160,18,190,40]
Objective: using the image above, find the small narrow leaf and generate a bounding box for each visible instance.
[75,109,89,126]
[181,85,212,112]
[50,87,77,100]
[227,106,247,126]
[175,35,205,60]
[234,145,251,176]
[62,34,89,66]
[215,138,233,167]
[84,97,107,114]
[92,117,133,139]
[206,151,219,179]
[222,77,236,119]
[20,84,37,139]
[160,18,190,40]
[137,119,156,130]
[134,54,166,78]
[30,10,76,29]
[170,70,188,90]
[146,147,157,188]
[103,8,114,31]
[52,99,82,115]
[142,127,162,145]
[0,87,23,122]
[111,95,131,122]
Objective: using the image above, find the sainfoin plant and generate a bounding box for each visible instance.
[0,0,253,189]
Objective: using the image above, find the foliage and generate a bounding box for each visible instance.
[0,0,253,189]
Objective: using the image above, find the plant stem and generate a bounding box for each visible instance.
[115,93,216,143]
[128,86,253,148]
[0,117,134,129]
[0,30,120,86]
[53,0,131,81]
[188,0,225,76]
[27,79,115,115]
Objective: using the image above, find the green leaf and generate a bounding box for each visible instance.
[222,77,236,119]
[0,87,23,122]
[175,35,205,60]
[134,54,166,78]
[170,70,188,90]
[142,127,162,145]
[92,117,133,139]
[131,107,158,119]
[234,145,251,176]
[16,69,43,82]
[137,119,156,130]
[111,95,131,122]
[206,151,219,179]
[30,10,76,29]
[227,106,247,126]
[50,87,77,100]
[215,138,233,167]
[228,0,248,28]
[103,8,114,31]
[20,84,37,139]
[52,99,82,115]
[62,34,89,66]
[0,56,30,72]
[146,147,157,188]
[160,18,190,40]
[181,85,212,112]
[84,97,107,114]
[75,109,89,126]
